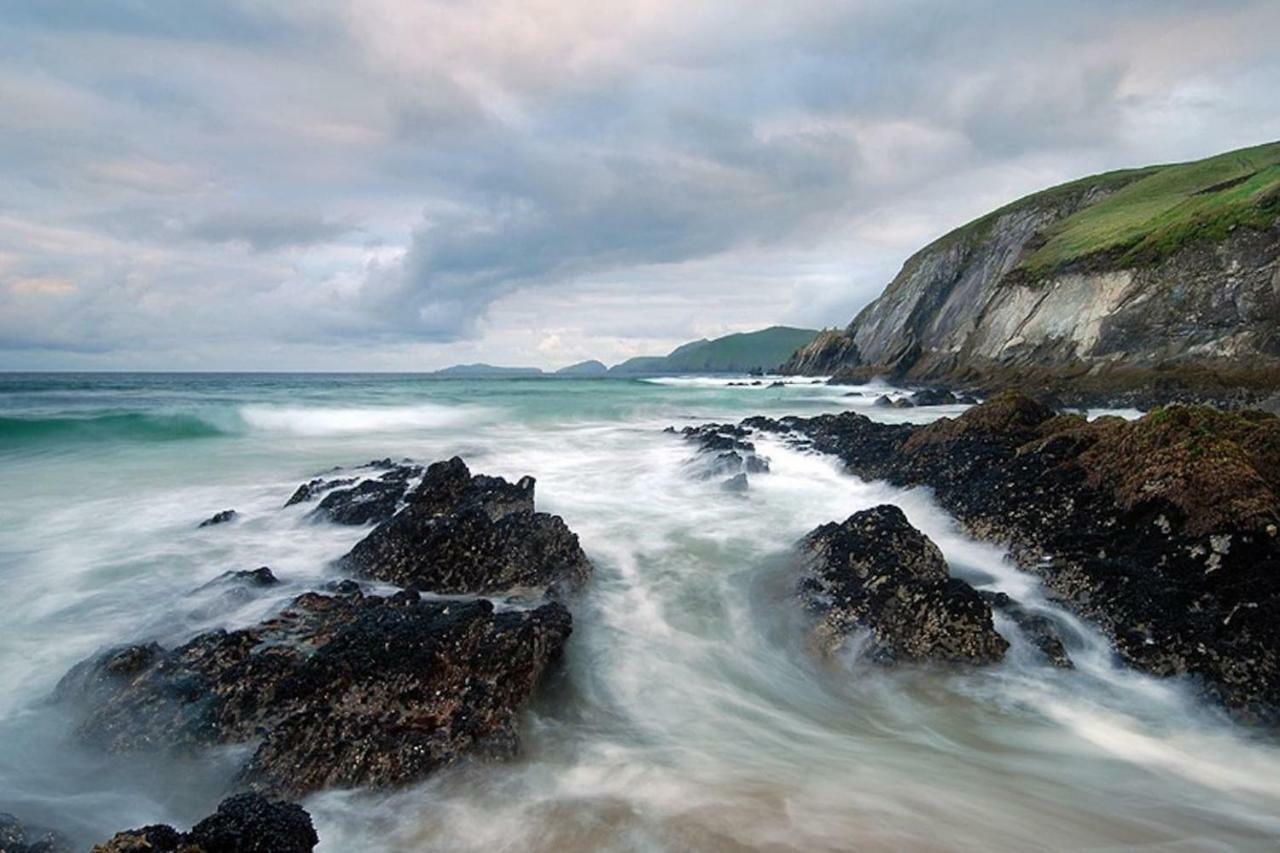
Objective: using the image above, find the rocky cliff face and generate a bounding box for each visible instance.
[784,144,1280,398]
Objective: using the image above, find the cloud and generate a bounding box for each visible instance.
[1,0,1279,368]
[183,212,356,251]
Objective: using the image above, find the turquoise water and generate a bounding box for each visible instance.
[1,373,1278,851]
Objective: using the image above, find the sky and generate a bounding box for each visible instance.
[2,0,1279,371]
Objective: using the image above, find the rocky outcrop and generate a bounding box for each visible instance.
[800,505,1008,664]
[57,455,592,801]
[338,457,591,596]
[92,794,317,853]
[732,394,1280,722]
[287,460,424,525]
[57,587,572,799]
[782,143,1280,403]
[675,423,772,492]
[198,509,237,528]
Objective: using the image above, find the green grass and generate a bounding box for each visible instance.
[1018,141,1280,277]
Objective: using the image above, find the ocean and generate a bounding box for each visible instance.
[0,372,1276,851]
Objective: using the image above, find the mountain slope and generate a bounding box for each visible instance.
[782,141,1280,396]
[555,360,608,376]
[610,326,819,375]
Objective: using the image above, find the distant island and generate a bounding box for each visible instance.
[428,326,819,377]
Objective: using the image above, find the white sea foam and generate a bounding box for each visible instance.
[238,403,486,436]
[3,375,1278,850]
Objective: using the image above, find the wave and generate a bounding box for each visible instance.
[237,403,484,436]
[0,412,227,447]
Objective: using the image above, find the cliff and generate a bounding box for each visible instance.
[782,141,1280,400]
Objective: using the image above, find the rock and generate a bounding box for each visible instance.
[287,460,425,525]
[909,388,958,406]
[337,457,592,597]
[768,381,786,388]
[283,476,355,507]
[956,393,979,405]
[777,143,1280,404]
[309,477,407,525]
[890,398,915,409]
[872,395,893,407]
[215,566,279,588]
[92,794,317,853]
[677,424,771,476]
[741,393,1280,722]
[198,510,237,528]
[982,591,1073,668]
[798,505,1008,664]
[722,473,749,493]
[57,589,573,799]
[0,814,72,853]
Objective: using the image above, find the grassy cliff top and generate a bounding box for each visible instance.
[1020,140,1280,276]
[913,140,1280,279]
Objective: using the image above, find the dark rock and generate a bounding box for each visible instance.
[92,794,317,853]
[872,395,893,407]
[198,510,237,528]
[218,566,279,588]
[890,398,915,409]
[768,381,786,388]
[677,424,771,477]
[57,589,573,799]
[0,814,72,853]
[956,393,979,405]
[338,457,592,597]
[909,388,958,406]
[283,476,355,508]
[799,505,1008,664]
[309,477,407,526]
[288,460,425,524]
[722,473,749,493]
[741,393,1280,723]
[982,591,1073,668]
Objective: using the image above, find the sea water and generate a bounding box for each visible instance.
[0,373,1277,851]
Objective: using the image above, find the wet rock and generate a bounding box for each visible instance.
[722,473,749,493]
[909,388,958,406]
[283,476,355,507]
[308,477,407,525]
[982,591,1073,668]
[799,505,1008,664]
[57,589,573,799]
[742,393,1280,723]
[872,395,893,407]
[287,460,425,525]
[338,457,592,597]
[92,793,317,853]
[0,814,72,853]
[216,566,279,588]
[768,381,786,388]
[198,510,237,528]
[890,398,915,409]
[956,393,979,405]
[677,424,771,476]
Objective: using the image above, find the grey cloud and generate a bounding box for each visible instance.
[1,0,1279,367]
[183,212,356,252]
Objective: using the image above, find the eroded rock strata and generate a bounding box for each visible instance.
[694,394,1280,721]
[800,505,1008,664]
